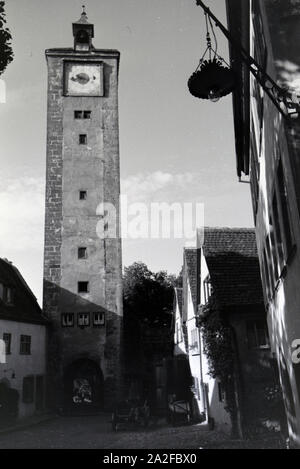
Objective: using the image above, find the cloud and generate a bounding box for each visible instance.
[121,170,203,204]
[0,176,45,253]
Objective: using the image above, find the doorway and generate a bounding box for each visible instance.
[63,359,104,413]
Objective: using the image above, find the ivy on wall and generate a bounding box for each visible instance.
[199,294,238,428]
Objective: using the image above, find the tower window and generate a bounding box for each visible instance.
[78,281,89,293]
[78,247,87,259]
[74,111,91,119]
[93,312,105,327]
[79,134,87,145]
[79,191,87,200]
[78,312,90,327]
[61,313,74,327]
[74,111,83,119]
[76,29,89,44]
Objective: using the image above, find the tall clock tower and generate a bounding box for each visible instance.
[43,8,122,412]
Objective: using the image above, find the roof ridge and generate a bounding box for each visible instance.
[204,226,255,231]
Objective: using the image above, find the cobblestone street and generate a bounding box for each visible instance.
[0,414,285,449]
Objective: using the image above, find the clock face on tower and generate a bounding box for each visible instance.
[64,62,104,96]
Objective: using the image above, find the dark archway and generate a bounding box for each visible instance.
[63,359,104,414]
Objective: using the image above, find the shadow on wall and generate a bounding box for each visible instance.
[43,280,122,413]
[0,379,19,427]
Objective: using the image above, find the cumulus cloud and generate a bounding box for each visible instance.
[121,170,203,204]
[121,171,205,244]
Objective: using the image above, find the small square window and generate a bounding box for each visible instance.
[78,281,89,293]
[79,190,87,200]
[84,111,91,119]
[20,335,31,355]
[78,247,87,259]
[78,312,90,327]
[79,134,87,145]
[247,320,270,349]
[93,312,105,327]
[3,333,11,355]
[74,110,83,119]
[61,313,74,327]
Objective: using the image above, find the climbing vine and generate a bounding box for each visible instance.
[199,295,238,425]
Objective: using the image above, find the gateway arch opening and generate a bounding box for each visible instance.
[64,359,104,413]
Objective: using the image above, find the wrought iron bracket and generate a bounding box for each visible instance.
[196,0,300,119]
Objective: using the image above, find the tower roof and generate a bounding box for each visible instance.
[74,5,92,25]
[72,5,94,43]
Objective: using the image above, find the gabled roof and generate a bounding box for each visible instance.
[0,258,47,325]
[203,227,263,306]
[203,227,258,257]
[184,248,197,310]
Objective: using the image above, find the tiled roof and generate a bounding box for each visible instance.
[184,248,198,310]
[203,228,263,306]
[0,258,47,325]
[203,227,258,257]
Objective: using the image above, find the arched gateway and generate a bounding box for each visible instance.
[63,359,104,413]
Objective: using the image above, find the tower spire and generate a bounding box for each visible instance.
[73,5,94,51]
[81,5,87,20]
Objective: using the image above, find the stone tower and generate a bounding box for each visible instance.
[43,8,122,412]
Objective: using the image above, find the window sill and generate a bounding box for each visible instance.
[250,346,271,351]
[266,246,297,305]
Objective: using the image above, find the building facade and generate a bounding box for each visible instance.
[43,10,123,412]
[0,259,47,426]
[227,0,300,446]
[172,248,229,431]
[199,228,284,438]
[171,229,284,436]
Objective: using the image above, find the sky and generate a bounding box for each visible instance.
[0,0,254,305]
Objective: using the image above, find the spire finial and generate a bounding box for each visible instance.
[81,5,87,19]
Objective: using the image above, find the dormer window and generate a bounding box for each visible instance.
[0,284,14,305]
